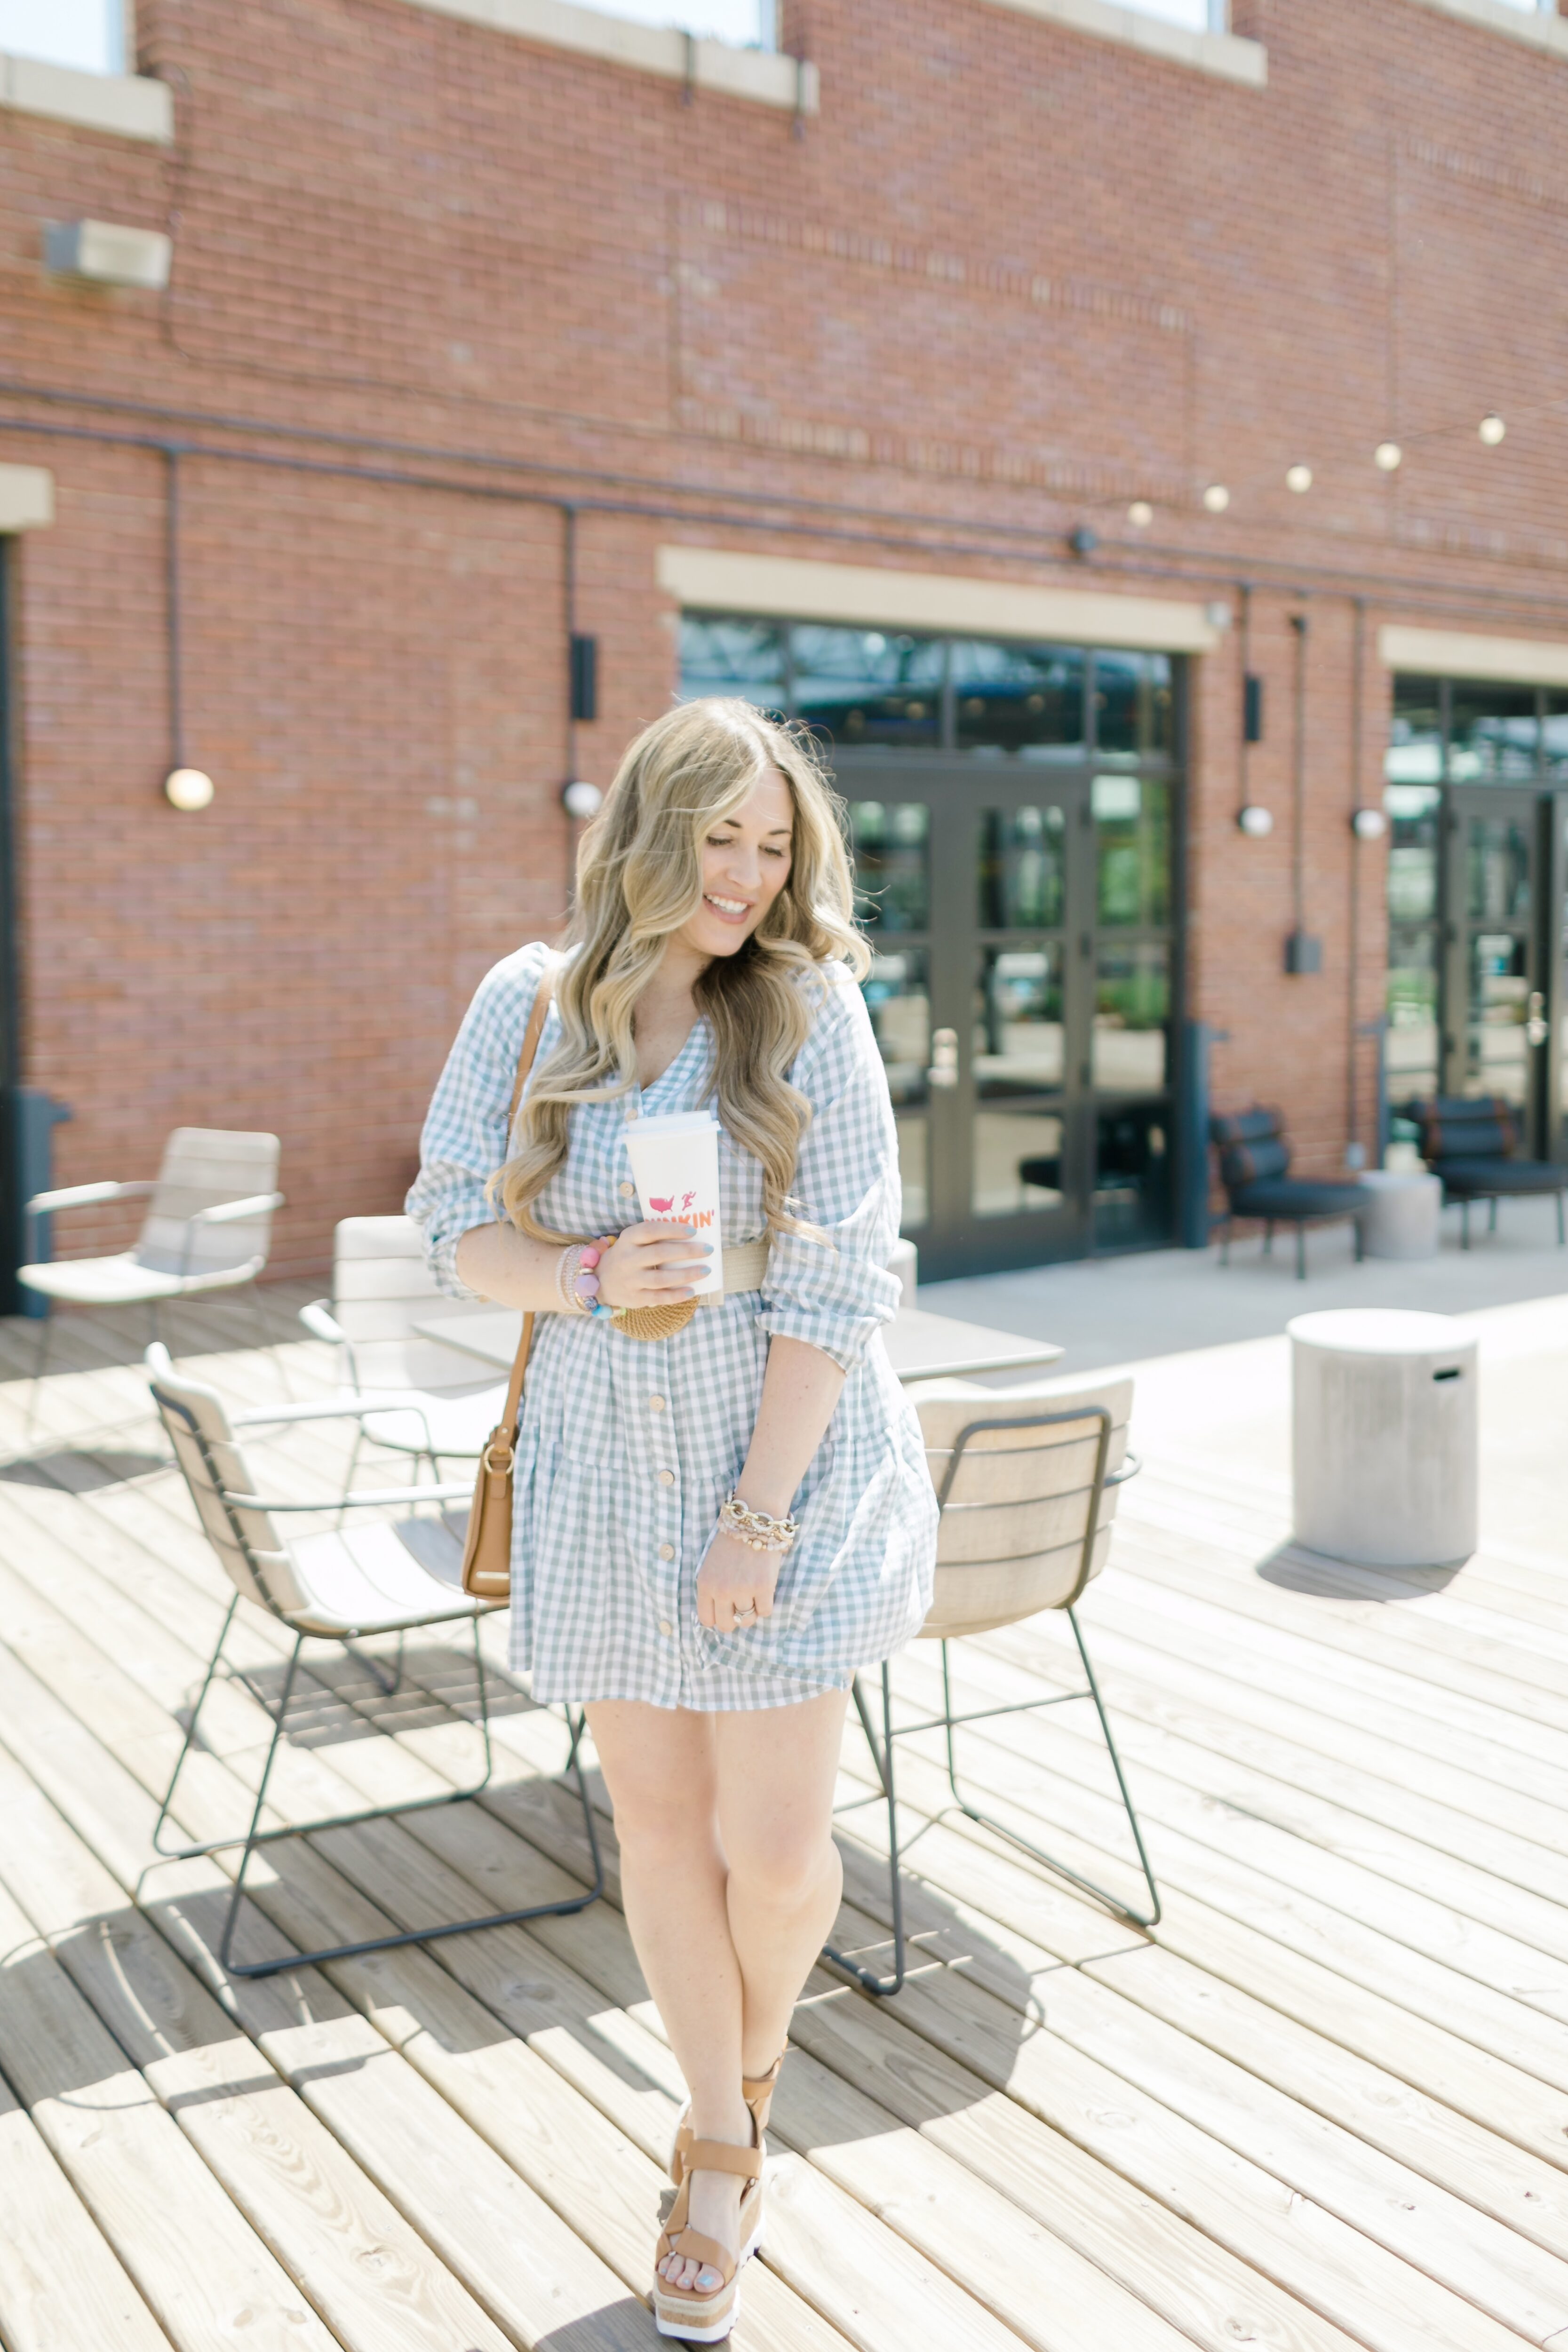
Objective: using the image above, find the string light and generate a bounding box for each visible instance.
[1285,463,1313,493]
[1127,500,1153,528]
[1374,441,1402,472]
[1202,484,1230,513]
[1479,413,1506,446]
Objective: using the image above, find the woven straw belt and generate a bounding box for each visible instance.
[548,1236,772,1343]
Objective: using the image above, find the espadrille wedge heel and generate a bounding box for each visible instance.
[653,2125,764,2344]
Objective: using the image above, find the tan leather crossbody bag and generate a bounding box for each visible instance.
[460,963,557,1601]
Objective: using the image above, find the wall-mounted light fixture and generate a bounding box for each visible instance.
[164,767,214,811]
[1127,501,1153,528]
[45,219,171,290]
[569,633,598,723]
[1479,413,1506,447]
[1202,484,1230,513]
[1285,463,1313,493]
[1237,804,1274,838]
[562,779,603,820]
[1351,806,1388,840]
[1374,441,1403,472]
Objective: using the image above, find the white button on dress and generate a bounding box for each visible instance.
[409,940,938,1712]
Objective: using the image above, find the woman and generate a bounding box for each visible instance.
[408,698,937,2342]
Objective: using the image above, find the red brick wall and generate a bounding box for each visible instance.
[4,0,1568,1268]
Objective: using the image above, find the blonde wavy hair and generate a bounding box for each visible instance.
[496,697,870,1240]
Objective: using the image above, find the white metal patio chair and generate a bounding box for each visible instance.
[21,1128,285,1386]
[297,1215,508,1490]
[143,1343,602,1980]
[824,1373,1158,1996]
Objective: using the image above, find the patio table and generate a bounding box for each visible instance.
[410,1303,1062,1385]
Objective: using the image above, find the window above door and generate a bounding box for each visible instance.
[1388,675,1568,786]
[678,612,1178,763]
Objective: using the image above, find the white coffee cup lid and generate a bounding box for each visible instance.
[629,1111,719,1136]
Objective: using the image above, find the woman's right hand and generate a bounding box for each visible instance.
[597,1222,712,1309]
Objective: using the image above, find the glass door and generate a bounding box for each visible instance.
[965,779,1085,1266]
[1444,787,1550,1144]
[842,757,1177,1279]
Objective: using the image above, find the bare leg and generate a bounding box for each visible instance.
[588,1685,850,2297]
[716,1685,850,2097]
[587,1700,749,2297]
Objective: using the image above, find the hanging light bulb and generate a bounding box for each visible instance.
[1127,500,1154,528]
[164,767,214,811]
[1202,483,1230,513]
[1479,413,1506,446]
[1374,441,1402,472]
[1285,463,1313,494]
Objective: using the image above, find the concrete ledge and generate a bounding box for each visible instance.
[0,53,173,142]
[1380,622,1568,687]
[979,0,1266,85]
[0,467,55,532]
[658,547,1222,653]
[404,0,818,110]
[1401,0,1568,61]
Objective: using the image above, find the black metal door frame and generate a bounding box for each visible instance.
[0,540,21,1316]
[1547,792,1568,1161]
[1441,783,1555,1154]
[835,751,1180,1280]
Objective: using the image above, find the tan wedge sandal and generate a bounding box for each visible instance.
[653,2127,764,2344]
[668,2048,786,2184]
[743,2048,786,2135]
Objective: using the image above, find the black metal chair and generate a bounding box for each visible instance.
[1211,1105,1366,1279]
[1408,1096,1568,1249]
[823,1375,1157,1999]
[144,1344,602,1979]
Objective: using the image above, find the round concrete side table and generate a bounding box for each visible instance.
[1289,1308,1478,1567]
[1356,1169,1442,1260]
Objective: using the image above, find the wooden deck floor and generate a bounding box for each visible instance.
[1,1286,1566,2352]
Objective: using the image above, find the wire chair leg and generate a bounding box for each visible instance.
[249,1279,292,1398]
[335,1424,366,1529]
[937,1622,1160,1931]
[210,1625,605,1981]
[217,1631,304,1975]
[823,1662,907,1997]
[24,1309,52,1438]
[344,1628,404,1698]
[152,1591,241,1856]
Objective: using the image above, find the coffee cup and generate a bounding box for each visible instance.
[623,1111,723,1297]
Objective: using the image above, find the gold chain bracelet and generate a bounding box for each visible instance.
[720,1494,800,1555]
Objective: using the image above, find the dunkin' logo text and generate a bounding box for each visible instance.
[647,1194,716,1228]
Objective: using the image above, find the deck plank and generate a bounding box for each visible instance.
[3,1303,1568,2352]
[0,2066,175,2352]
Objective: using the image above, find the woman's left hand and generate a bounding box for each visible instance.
[697,1525,782,1633]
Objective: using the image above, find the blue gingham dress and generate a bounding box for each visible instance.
[406,942,937,1709]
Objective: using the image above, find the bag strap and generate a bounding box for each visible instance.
[507,958,558,1144]
[496,958,558,1446]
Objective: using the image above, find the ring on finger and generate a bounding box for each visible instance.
[733,1601,759,1628]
